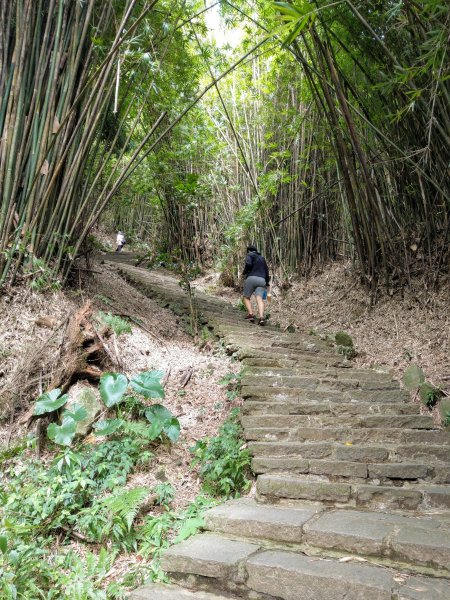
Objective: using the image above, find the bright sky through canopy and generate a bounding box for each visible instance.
[204,1,243,47]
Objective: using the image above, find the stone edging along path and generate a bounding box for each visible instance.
[107,257,450,600]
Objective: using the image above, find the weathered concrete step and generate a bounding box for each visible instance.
[221,329,328,344]
[249,441,450,462]
[242,374,399,391]
[161,532,450,599]
[243,400,420,416]
[243,365,395,382]
[252,456,450,483]
[203,498,450,575]
[204,498,322,543]
[242,414,434,430]
[241,385,409,402]
[242,356,350,370]
[257,473,450,511]
[236,344,335,360]
[128,583,241,599]
[245,426,447,445]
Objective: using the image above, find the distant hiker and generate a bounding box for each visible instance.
[242,244,270,326]
[116,231,126,252]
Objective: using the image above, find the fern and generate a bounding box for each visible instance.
[102,487,148,531]
[121,420,152,440]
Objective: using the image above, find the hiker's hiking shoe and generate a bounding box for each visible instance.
[245,313,255,323]
[258,318,266,326]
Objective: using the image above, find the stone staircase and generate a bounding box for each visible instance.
[108,258,450,600]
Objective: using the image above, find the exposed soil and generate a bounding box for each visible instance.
[0,261,240,510]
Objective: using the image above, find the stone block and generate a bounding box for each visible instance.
[433,466,450,484]
[257,474,351,502]
[397,575,450,599]
[161,533,259,581]
[242,375,319,390]
[361,415,434,429]
[368,463,429,480]
[355,485,422,510]
[129,583,239,600]
[390,518,450,571]
[304,510,391,555]
[252,456,309,474]
[342,390,409,403]
[246,550,394,600]
[249,441,332,459]
[423,485,450,509]
[395,445,450,462]
[204,498,320,543]
[309,459,368,478]
[334,445,389,462]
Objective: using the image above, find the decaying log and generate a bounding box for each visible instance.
[179,366,193,388]
[50,301,112,393]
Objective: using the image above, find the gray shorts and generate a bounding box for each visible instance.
[243,276,266,298]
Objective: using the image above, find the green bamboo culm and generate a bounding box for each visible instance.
[0,0,158,287]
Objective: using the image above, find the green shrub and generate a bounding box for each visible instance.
[96,311,132,336]
[403,365,443,407]
[153,482,175,507]
[335,331,354,347]
[190,408,253,498]
[219,371,242,401]
[334,331,357,359]
[419,382,442,407]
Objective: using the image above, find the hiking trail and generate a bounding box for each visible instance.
[107,254,450,600]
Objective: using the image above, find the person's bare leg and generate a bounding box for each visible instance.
[256,295,264,319]
[243,297,253,315]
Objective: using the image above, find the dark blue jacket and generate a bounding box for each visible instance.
[243,251,270,285]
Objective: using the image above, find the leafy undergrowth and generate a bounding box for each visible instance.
[1,369,252,599]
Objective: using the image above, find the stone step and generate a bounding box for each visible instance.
[243,400,420,415]
[242,414,434,430]
[242,374,399,391]
[128,583,241,600]
[241,385,409,402]
[243,365,395,382]
[245,426,448,445]
[249,441,450,462]
[256,473,450,511]
[203,498,450,576]
[236,344,335,360]
[161,532,450,599]
[242,356,349,369]
[252,456,450,483]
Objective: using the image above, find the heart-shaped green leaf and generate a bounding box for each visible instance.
[147,420,164,440]
[145,405,180,442]
[47,418,77,446]
[94,418,124,436]
[164,416,181,442]
[99,373,128,407]
[130,370,165,399]
[64,403,88,423]
[34,389,68,415]
[145,404,172,422]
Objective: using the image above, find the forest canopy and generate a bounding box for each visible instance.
[0,0,448,295]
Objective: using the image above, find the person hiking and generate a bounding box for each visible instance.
[116,231,126,252]
[242,244,270,326]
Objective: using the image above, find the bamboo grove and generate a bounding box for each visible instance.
[1,1,449,295]
[0,0,206,287]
